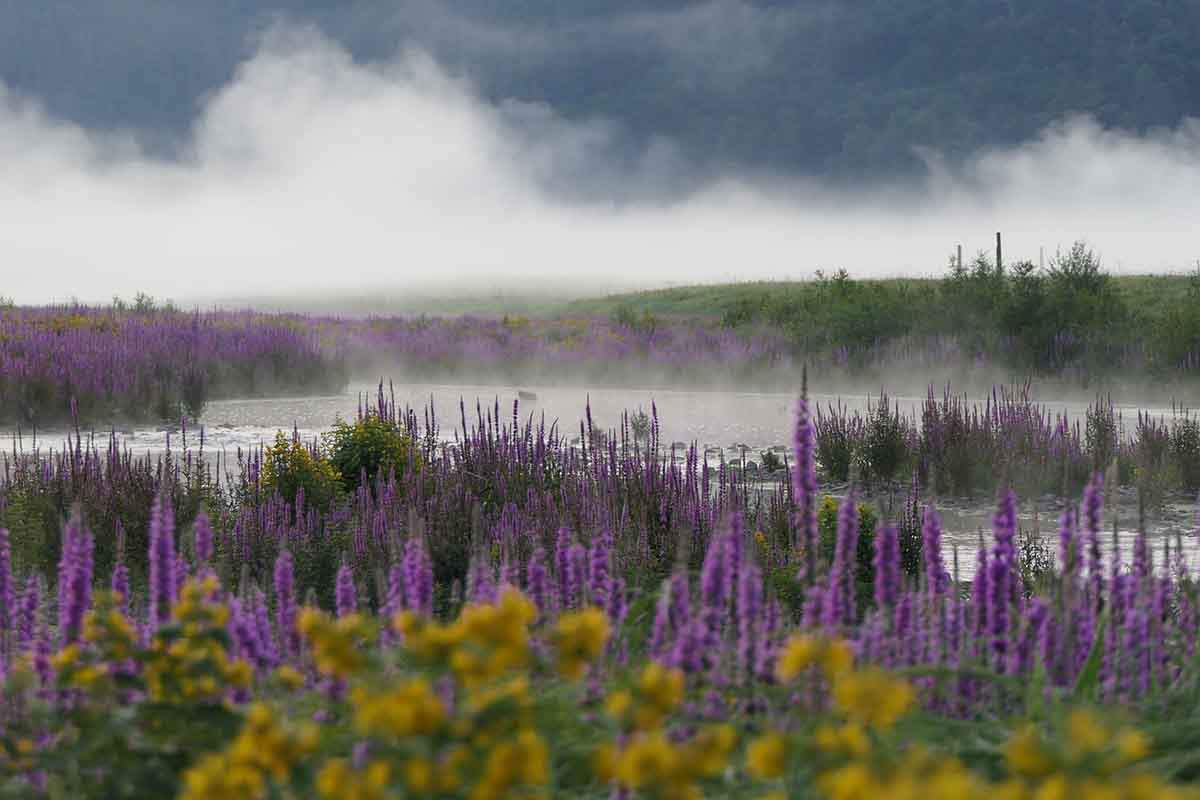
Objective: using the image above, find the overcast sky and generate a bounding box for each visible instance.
[1,8,1199,303]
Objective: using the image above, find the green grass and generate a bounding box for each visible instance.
[562,274,1195,323]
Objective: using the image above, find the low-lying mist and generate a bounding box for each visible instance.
[2,23,1199,306]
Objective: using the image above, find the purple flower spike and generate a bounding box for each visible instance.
[922,507,946,595]
[527,547,549,615]
[822,492,859,630]
[335,560,357,617]
[148,493,178,629]
[874,523,900,609]
[0,528,13,652]
[193,512,214,567]
[274,549,298,659]
[793,378,820,583]
[588,530,611,610]
[58,512,94,646]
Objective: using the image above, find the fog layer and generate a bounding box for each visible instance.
[2,25,1198,304]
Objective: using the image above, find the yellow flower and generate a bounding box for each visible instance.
[685,724,737,778]
[816,762,876,800]
[815,722,871,759]
[1066,709,1109,756]
[274,665,306,691]
[316,759,350,798]
[775,635,820,682]
[553,606,611,680]
[1114,728,1150,765]
[51,644,81,672]
[822,640,855,679]
[1005,725,1055,778]
[594,743,619,783]
[832,668,914,730]
[746,731,788,780]
[404,758,434,793]
[616,732,683,790]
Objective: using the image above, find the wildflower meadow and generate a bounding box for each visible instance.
[1,379,1199,798]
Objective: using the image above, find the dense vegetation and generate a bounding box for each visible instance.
[0,303,347,427]
[572,246,1200,382]
[3,391,1200,797]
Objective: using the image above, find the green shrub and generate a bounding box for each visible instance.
[323,414,420,493]
[818,495,878,591]
[262,431,340,512]
[1171,415,1200,491]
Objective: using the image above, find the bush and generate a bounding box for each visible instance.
[818,495,878,593]
[324,414,420,493]
[262,431,340,513]
[1171,414,1200,491]
[815,403,863,483]
[862,394,909,486]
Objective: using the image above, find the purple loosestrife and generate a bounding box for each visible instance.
[527,547,549,616]
[403,538,434,617]
[822,492,859,630]
[588,530,611,610]
[0,528,12,657]
[970,543,990,661]
[987,554,1010,671]
[111,560,131,617]
[1010,598,1048,676]
[1058,507,1079,584]
[148,493,178,629]
[274,549,299,660]
[737,560,763,681]
[699,529,729,643]
[726,514,744,619]
[252,587,279,668]
[57,513,94,646]
[193,511,214,569]
[993,489,1018,567]
[555,528,571,610]
[16,575,39,654]
[335,560,357,617]
[793,380,820,584]
[1083,473,1105,609]
[874,523,900,608]
[384,562,404,620]
[468,556,497,605]
[566,543,587,610]
[922,507,946,595]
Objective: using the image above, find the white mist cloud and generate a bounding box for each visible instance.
[1,25,1198,304]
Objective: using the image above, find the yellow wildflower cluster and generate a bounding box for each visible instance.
[351,679,445,738]
[297,608,377,679]
[315,758,392,800]
[597,724,737,800]
[395,588,536,688]
[473,728,551,799]
[552,607,610,680]
[144,578,253,703]
[1001,709,1199,800]
[604,662,687,731]
[831,667,915,730]
[180,703,320,800]
[816,745,987,800]
[775,633,855,683]
[54,581,252,704]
